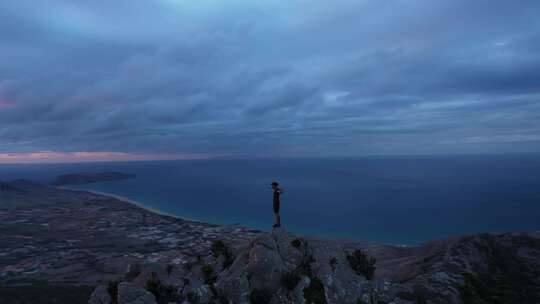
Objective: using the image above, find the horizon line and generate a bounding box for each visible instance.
[1,151,539,165]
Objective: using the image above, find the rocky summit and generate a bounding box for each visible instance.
[89,229,540,304]
[1,181,539,304]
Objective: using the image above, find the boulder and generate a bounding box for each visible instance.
[246,231,288,291]
[88,285,111,304]
[117,282,157,304]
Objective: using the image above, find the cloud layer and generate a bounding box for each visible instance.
[1,0,540,159]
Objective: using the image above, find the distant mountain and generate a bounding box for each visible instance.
[51,172,136,186]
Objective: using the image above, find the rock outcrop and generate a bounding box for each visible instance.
[88,229,540,304]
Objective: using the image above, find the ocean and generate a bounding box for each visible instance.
[1,155,539,245]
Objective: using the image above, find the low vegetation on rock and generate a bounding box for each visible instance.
[145,272,180,304]
[281,270,303,290]
[201,264,216,285]
[329,256,338,271]
[291,238,303,248]
[107,281,119,304]
[250,288,273,304]
[303,277,327,304]
[346,249,376,280]
[211,240,235,268]
[186,291,199,303]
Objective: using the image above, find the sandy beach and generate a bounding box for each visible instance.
[58,186,203,223]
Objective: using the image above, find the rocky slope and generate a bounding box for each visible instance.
[0,179,260,303]
[90,229,540,304]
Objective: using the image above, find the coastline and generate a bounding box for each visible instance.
[57,186,204,224]
[55,185,371,244]
[56,185,405,245]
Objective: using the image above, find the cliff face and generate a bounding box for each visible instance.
[90,229,540,304]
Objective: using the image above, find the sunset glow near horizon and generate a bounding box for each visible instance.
[0,151,208,164]
[1,1,540,162]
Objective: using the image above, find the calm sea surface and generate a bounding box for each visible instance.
[1,155,539,245]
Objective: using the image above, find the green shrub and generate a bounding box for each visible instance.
[166,264,174,275]
[201,264,216,284]
[145,272,180,304]
[297,254,315,277]
[187,291,199,303]
[303,277,326,304]
[346,249,376,280]
[281,270,302,290]
[250,288,273,304]
[211,240,235,269]
[107,281,119,304]
[291,238,302,248]
[211,240,227,256]
[329,257,338,271]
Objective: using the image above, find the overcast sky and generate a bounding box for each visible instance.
[1,0,540,162]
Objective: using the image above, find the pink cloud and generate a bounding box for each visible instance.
[0,100,15,109]
[0,151,210,164]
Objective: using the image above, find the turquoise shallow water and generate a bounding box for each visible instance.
[1,155,540,245]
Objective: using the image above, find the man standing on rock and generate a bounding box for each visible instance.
[271,181,283,228]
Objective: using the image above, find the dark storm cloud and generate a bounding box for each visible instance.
[1,0,540,157]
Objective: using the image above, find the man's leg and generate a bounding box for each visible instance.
[275,212,281,227]
[273,213,280,227]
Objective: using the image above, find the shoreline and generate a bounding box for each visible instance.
[57,186,204,224]
[57,185,413,246]
[56,185,376,244]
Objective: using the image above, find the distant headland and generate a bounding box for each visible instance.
[51,172,136,186]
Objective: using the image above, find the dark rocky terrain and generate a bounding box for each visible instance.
[51,172,136,185]
[1,180,539,304]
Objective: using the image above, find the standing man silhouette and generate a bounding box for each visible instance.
[271,181,283,228]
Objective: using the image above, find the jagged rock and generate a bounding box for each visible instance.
[247,231,289,291]
[88,285,112,304]
[118,282,157,304]
[291,276,311,304]
[215,250,251,304]
[87,229,540,304]
[309,239,368,304]
[271,229,305,268]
